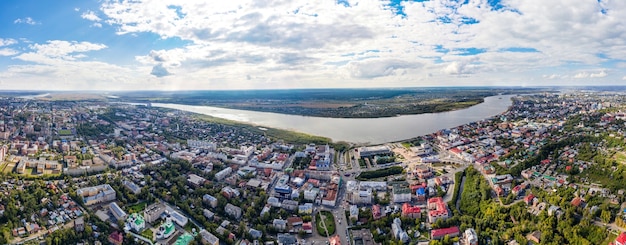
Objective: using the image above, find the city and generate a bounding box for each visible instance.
[0,91,626,245]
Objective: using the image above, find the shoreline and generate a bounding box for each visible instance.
[149,95,514,148]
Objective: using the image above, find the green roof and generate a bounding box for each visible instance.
[174,233,194,245]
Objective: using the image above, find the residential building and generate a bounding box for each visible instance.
[277,233,297,245]
[350,205,359,220]
[187,174,207,187]
[203,209,214,220]
[401,203,421,219]
[372,205,384,220]
[215,167,233,181]
[74,217,85,232]
[123,180,141,195]
[273,219,287,231]
[203,194,218,208]
[393,186,412,203]
[109,202,127,221]
[167,208,189,227]
[225,203,242,220]
[144,203,165,224]
[108,231,123,245]
[77,184,117,206]
[427,197,449,223]
[351,229,377,245]
[464,228,478,245]
[391,218,409,243]
[299,203,313,215]
[527,231,541,244]
[431,226,460,240]
[200,230,220,245]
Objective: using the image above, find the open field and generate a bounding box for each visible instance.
[115,87,547,118]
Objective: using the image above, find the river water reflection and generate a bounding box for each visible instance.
[152,95,515,144]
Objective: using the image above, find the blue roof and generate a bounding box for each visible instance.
[416,188,425,195]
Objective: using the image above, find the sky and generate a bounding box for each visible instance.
[0,0,625,91]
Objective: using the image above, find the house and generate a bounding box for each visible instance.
[372,205,384,220]
[273,219,287,231]
[287,217,303,232]
[464,228,478,245]
[527,231,541,244]
[350,205,359,220]
[74,217,85,232]
[108,231,124,245]
[302,222,313,234]
[187,174,207,187]
[330,235,342,245]
[571,197,584,207]
[249,228,263,239]
[401,203,421,219]
[524,194,535,206]
[277,233,297,245]
[430,226,460,240]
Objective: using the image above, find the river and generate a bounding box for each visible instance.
[150,95,515,144]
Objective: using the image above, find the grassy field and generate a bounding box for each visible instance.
[127,202,147,214]
[193,114,334,146]
[141,228,154,242]
[613,151,626,164]
[58,129,72,135]
[315,210,336,236]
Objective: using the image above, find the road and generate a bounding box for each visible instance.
[454,175,466,213]
[129,231,155,245]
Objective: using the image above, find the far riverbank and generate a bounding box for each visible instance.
[148,95,515,144]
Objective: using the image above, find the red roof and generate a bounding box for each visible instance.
[524,194,535,203]
[450,148,462,154]
[402,203,421,215]
[616,232,626,244]
[431,226,460,238]
[571,197,583,207]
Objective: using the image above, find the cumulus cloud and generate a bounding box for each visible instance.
[0,38,17,47]
[347,59,420,79]
[622,76,626,80]
[150,64,171,77]
[543,74,562,79]
[574,70,608,79]
[81,11,102,22]
[0,48,19,56]
[14,17,40,25]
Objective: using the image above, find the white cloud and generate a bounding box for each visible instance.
[574,70,608,79]
[0,48,19,56]
[0,38,17,47]
[622,76,626,80]
[81,11,102,22]
[14,17,40,25]
[347,59,420,79]
[590,70,608,78]
[3,0,626,90]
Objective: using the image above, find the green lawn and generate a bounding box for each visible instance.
[315,210,336,236]
[58,129,72,136]
[401,142,412,149]
[127,202,147,213]
[141,228,154,242]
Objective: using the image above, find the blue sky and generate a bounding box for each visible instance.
[0,0,624,90]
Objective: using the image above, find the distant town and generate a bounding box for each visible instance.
[2,91,626,245]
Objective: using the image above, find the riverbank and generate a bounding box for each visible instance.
[191,113,351,151]
[150,94,516,144]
